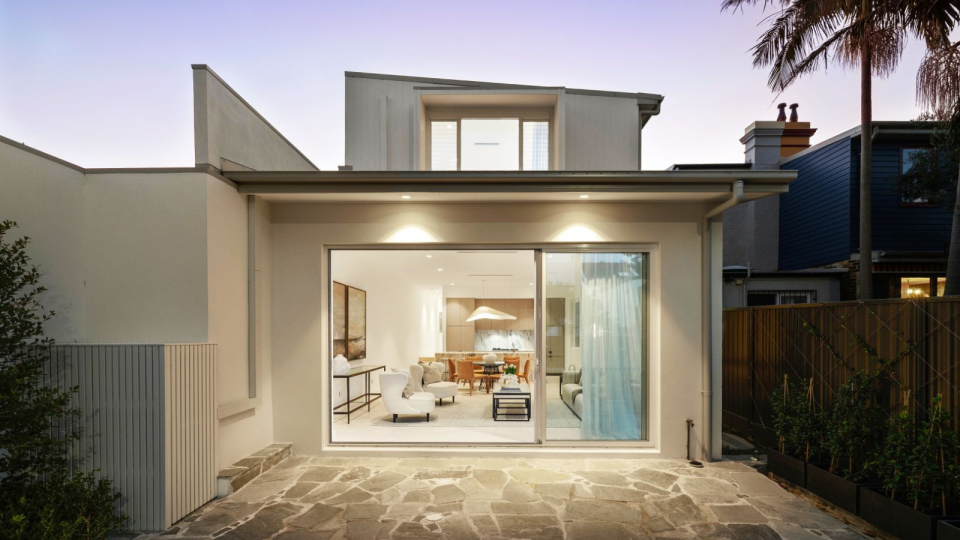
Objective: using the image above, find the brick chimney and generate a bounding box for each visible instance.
[741,104,817,169]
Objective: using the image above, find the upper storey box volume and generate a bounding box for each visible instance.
[344,72,665,172]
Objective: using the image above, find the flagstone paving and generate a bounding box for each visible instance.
[150,456,866,540]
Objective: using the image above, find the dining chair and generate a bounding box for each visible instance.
[446,358,457,383]
[519,358,532,385]
[456,359,490,396]
[465,355,484,376]
[503,356,521,374]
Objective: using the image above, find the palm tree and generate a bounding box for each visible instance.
[723,0,959,299]
[917,40,960,295]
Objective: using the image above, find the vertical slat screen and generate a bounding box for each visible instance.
[45,343,216,532]
[164,343,217,530]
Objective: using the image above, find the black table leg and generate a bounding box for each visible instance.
[346,381,351,424]
[366,372,371,412]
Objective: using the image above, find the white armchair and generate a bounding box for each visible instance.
[379,371,435,422]
[410,364,458,405]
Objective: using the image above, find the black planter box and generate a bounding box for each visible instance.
[860,488,951,540]
[766,448,806,487]
[938,520,960,540]
[806,463,879,515]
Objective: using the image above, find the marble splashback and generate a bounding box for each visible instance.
[475,330,535,351]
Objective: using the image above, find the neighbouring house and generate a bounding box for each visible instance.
[720,112,952,307]
[0,66,795,531]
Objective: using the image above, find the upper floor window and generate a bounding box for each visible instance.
[430,118,550,171]
[900,147,936,205]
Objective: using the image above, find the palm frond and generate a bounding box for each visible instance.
[917,41,960,111]
[721,0,791,12]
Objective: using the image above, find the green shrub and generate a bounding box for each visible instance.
[824,370,886,481]
[874,394,960,514]
[0,220,125,538]
[771,375,824,461]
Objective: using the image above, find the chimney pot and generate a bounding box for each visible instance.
[789,103,799,122]
[776,103,787,122]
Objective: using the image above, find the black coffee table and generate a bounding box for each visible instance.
[492,383,531,421]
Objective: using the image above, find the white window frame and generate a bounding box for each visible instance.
[427,116,552,171]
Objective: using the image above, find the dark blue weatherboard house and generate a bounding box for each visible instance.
[779,122,951,299]
[721,116,950,307]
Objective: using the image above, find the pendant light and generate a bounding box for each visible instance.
[465,280,517,322]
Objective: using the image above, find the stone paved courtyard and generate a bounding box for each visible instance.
[153,455,866,540]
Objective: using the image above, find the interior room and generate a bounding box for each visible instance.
[329,249,542,444]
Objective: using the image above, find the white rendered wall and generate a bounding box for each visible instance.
[207,180,276,468]
[0,141,86,342]
[270,201,708,458]
[193,66,316,171]
[83,172,208,343]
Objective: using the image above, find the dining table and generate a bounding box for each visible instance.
[472,360,505,393]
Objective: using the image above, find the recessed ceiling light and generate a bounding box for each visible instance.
[450,283,455,285]
[579,194,590,199]
[401,195,411,199]
[438,268,443,272]
[529,283,534,286]
[426,255,432,258]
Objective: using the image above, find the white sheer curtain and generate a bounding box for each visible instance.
[579,253,646,440]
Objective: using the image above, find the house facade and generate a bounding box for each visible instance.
[1,66,795,530]
[722,117,950,307]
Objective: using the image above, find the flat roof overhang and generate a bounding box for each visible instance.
[224,169,797,203]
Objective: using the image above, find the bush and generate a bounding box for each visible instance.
[824,370,886,481]
[2,472,123,539]
[771,375,824,461]
[0,221,125,538]
[874,393,960,514]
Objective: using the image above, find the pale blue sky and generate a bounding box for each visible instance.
[0,0,932,170]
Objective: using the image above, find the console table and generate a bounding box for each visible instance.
[333,364,385,424]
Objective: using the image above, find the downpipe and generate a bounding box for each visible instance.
[700,180,744,461]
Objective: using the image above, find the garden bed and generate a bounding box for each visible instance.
[805,463,879,515]
[860,488,959,540]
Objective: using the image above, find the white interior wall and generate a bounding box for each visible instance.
[330,252,431,406]
[418,288,443,357]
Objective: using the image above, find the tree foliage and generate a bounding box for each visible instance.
[897,122,960,210]
[0,220,125,538]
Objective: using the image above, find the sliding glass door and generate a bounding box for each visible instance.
[543,251,649,442]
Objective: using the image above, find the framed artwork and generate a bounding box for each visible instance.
[347,286,367,360]
[332,282,347,357]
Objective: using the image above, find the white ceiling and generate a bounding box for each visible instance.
[332,249,537,290]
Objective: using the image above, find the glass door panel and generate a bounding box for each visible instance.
[544,252,649,441]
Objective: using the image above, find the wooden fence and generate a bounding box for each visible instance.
[722,297,960,448]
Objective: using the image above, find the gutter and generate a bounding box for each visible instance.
[701,180,745,460]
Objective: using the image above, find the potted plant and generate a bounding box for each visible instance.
[806,370,884,515]
[501,364,520,387]
[861,395,960,540]
[767,375,824,487]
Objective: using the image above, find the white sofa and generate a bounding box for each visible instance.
[411,364,458,405]
[380,371,435,422]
